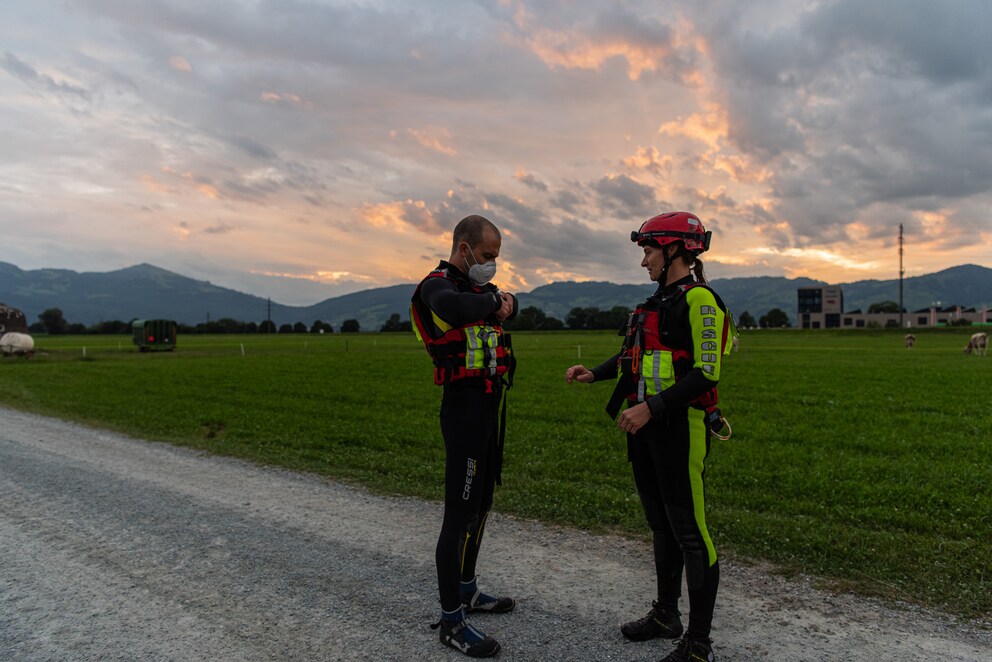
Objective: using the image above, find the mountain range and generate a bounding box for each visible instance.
[1,260,990,330]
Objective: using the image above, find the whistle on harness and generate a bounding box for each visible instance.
[706,408,732,441]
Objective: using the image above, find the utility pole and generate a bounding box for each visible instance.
[898,223,904,328]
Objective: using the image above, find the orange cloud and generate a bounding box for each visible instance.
[915,210,949,240]
[397,127,457,156]
[195,183,220,199]
[252,269,375,284]
[362,201,403,228]
[658,101,727,151]
[710,154,771,184]
[141,175,175,194]
[361,199,442,234]
[173,222,191,241]
[844,221,872,241]
[750,246,882,273]
[260,91,312,109]
[516,28,681,80]
[622,146,672,175]
[506,14,705,82]
[169,56,191,73]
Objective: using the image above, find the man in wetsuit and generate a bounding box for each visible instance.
[410,214,518,658]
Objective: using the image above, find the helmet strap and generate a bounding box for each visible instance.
[660,243,677,282]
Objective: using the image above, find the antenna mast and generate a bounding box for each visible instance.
[898,223,904,328]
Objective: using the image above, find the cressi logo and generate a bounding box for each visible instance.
[462,458,477,501]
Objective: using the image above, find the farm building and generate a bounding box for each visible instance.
[0,303,29,334]
[797,287,990,329]
[797,287,844,329]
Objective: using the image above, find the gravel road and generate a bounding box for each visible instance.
[1,406,989,661]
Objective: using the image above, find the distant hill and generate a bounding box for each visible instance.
[1,261,989,329]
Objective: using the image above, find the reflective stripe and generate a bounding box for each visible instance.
[688,407,717,565]
[432,310,453,333]
[639,349,674,398]
[464,324,501,372]
[465,326,483,369]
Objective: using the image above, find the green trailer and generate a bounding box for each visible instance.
[132,319,177,352]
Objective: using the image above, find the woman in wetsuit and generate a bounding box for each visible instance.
[566,211,732,662]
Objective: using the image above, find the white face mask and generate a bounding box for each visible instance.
[467,246,497,285]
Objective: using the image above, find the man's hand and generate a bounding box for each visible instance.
[617,402,652,434]
[494,292,513,321]
[565,365,595,384]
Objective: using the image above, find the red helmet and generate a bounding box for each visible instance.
[631,211,711,254]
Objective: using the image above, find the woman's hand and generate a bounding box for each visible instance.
[565,365,594,384]
[617,402,652,434]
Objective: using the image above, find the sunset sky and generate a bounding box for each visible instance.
[2,0,991,304]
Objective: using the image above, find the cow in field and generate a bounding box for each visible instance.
[963,332,988,356]
[732,335,740,352]
[904,334,916,349]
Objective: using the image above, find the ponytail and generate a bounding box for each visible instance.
[691,257,707,284]
[674,242,707,284]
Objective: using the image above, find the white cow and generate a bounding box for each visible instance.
[731,335,740,352]
[0,332,34,357]
[963,332,988,356]
[904,334,916,349]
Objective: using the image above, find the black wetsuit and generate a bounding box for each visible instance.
[417,261,517,612]
[591,274,727,641]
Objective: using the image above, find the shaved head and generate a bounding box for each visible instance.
[451,215,500,251]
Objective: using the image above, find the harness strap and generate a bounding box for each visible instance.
[495,382,508,486]
[606,373,634,420]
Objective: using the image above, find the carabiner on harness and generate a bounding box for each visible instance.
[706,407,733,441]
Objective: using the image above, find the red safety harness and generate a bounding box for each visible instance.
[608,283,732,439]
[410,269,514,387]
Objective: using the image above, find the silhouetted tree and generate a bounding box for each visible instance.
[591,306,630,330]
[759,308,791,328]
[737,311,756,329]
[310,320,333,334]
[565,307,596,330]
[278,323,294,333]
[293,321,308,333]
[508,306,546,330]
[258,320,277,334]
[341,319,360,333]
[38,308,68,335]
[380,313,411,332]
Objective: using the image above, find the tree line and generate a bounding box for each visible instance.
[28,305,804,336]
[29,308,351,335]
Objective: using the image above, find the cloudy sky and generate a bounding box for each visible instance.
[2,0,990,304]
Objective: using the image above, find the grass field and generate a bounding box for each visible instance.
[1,329,990,618]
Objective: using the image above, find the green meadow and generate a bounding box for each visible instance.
[1,329,990,618]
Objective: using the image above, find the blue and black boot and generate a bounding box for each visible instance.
[460,577,516,614]
[432,608,500,658]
